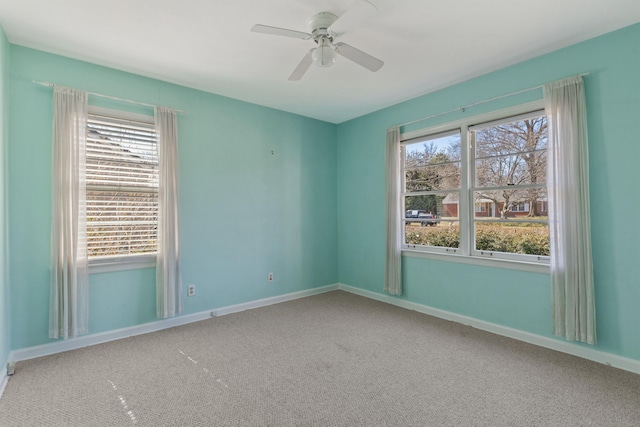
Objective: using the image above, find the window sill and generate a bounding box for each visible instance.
[89,254,157,274]
[401,249,550,274]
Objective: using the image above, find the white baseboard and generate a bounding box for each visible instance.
[9,282,638,378]
[337,284,640,376]
[211,284,339,317]
[9,284,339,364]
[0,366,8,399]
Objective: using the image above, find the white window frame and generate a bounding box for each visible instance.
[402,128,462,255]
[87,106,157,274]
[400,100,550,271]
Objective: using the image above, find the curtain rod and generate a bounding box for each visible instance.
[32,81,188,114]
[398,72,590,128]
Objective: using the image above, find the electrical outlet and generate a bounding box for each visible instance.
[268,272,274,282]
[187,284,195,297]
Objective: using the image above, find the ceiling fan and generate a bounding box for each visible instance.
[251,0,384,81]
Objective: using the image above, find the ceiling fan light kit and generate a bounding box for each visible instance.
[309,13,338,68]
[251,0,383,80]
[312,37,336,67]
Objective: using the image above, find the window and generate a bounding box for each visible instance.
[401,102,549,265]
[475,203,487,213]
[403,130,461,252]
[471,111,548,261]
[511,202,529,212]
[86,107,158,264]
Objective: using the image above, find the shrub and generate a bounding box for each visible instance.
[406,223,549,256]
[406,226,459,248]
[516,234,550,256]
[476,229,509,252]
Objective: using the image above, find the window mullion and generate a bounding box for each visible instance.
[459,125,471,256]
[400,144,407,246]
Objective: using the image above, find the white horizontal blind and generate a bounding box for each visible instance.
[86,113,159,258]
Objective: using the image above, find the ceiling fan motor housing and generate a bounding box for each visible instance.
[308,12,338,39]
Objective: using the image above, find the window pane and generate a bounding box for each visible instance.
[87,190,158,258]
[406,162,461,191]
[473,187,549,256]
[405,132,461,193]
[475,116,547,156]
[475,152,546,187]
[475,222,549,256]
[404,194,459,248]
[474,115,547,188]
[473,189,547,219]
[86,112,158,259]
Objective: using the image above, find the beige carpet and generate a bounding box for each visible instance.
[1,290,639,426]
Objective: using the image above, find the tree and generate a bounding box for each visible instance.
[405,139,460,215]
[520,118,547,216]
[474,117,547,218]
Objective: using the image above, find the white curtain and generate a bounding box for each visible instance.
[155,106,182,318]
[384,126,402,295]
[50,86,89,339]
[544,76,596,344]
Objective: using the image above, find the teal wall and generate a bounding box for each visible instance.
[337,23,640,360]
[0,25,9,368]
[4,22,640,364]
[8,46,338,349]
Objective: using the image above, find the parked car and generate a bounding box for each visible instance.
[405,210,439,226]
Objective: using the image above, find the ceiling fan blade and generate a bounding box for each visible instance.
[334,42,383,72]
[251,24,312,40]
[289,51,314,81]
[329,0,377,35]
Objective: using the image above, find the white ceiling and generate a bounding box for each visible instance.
[1,0,639,123]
